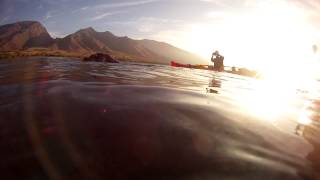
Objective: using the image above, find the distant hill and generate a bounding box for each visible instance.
[0,21,207,64]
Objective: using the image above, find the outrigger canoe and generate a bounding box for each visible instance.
[170,61,260,78]
[170,61,213,70]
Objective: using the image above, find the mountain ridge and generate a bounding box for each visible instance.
[0,21,54,51]
[0,21,207,64]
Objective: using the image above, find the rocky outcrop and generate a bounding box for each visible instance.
[83,53,119,63]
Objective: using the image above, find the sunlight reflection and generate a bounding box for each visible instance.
[240,65,318,122]
[239,44,320,122]
[240,78,296,121]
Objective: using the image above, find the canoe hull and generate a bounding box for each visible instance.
[170,61,213,70]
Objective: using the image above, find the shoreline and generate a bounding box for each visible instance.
[0,49,168,65]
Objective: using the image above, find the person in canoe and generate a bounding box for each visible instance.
[211,50,224,71]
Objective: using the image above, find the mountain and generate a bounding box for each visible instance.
[0,21,207,64]
[0,21,54,51]
[138,39,205,64]
[51,27,167,63]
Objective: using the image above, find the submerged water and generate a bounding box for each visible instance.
[0,57,319,180]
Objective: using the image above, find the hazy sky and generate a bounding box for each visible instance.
[1,0,320,70]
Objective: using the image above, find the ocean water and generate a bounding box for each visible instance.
[0,57,319,180]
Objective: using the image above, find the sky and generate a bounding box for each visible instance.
[1,0,320,71]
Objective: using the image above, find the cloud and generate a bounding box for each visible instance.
[141,17,181,23]
[138,24,154,32]
[81,6,88,10]
[44,10,64,20]
[89,11,124,21]
[72,0,158,15]
[96,0,158,9]
[71,6,89,14]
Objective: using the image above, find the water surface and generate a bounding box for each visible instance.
[0,57,319,180]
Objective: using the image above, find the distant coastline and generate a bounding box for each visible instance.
[0,48,168,64]
[0,48,83,59]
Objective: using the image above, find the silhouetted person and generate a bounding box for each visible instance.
[313,44,318,54]
[211,51,224,71]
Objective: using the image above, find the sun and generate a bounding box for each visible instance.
[185,0,318,79]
